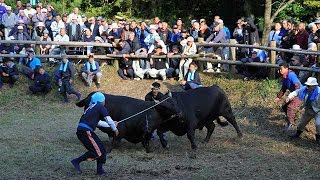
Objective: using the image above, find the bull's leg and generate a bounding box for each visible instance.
[224,114,243,138]
[142,133,153,153]
[187,128,197,150]
[203,121,216,143]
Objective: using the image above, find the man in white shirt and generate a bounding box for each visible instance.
[67,7,82,25]
[50,14,65,38]
[23,3,36,19]
[49,28,69,62]
[2,6,16,40]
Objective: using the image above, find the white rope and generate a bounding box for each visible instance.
[117,96,171,124]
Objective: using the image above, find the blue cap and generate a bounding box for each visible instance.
[90,92,105,105]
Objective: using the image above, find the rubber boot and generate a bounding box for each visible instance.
[71,154,87,173]
[315,134,320,145]
[96,162,110,175]
[289,130,303,140]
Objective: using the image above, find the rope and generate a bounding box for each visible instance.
[117,96,171,124]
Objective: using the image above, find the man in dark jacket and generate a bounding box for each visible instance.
[180,62,202,90]
[29,66,52,94]
[57,55,81,102]
[66,16,82,41]
[0,57,19,88]
[116,40,134,80]
[145,82,164,102]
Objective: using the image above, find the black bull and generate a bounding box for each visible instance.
[76,92,181,153]
[157,85,243,150]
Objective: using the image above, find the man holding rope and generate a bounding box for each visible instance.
[71,92,119,175]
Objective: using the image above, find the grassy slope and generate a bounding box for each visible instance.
[0,66,319,179]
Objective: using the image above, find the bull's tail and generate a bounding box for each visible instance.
[216,117,228,127]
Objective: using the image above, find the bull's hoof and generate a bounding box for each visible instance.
[201,139,210,144]
[238,132,244,138]
[187,151,197,159]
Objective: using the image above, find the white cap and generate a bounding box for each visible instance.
[37,22,45,27]
[6,6,12,11]
[17,25,23,30]
[305,77,318,86]
[187,36,194,42]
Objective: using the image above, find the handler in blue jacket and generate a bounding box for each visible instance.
[71,92,119,175]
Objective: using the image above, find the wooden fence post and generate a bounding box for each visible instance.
[317,43,320,80]
[197,38,204,72]
[230,39,237,73]
[113,59,119,70]
[269,41,276,79]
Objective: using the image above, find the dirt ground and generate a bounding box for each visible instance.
[1,66,320,180]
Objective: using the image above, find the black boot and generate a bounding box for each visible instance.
[315,134,320,145]
[71,154,87,173]
[289,130,303,140]
[96,162,110,175]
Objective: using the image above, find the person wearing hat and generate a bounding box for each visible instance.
[57,55,81,102]
[31,6,45,26]
[2,6,16,40]
[144,24,160,50]
[0,57,19,89]
[275,62,302,130]
[145,82,164,102]
[39,29,51,54]
[23,3,36,19]
[33,21,46,41]
[9,18,27,36]
[168,25,181,49]
[29,66,51,94]
[71,91,119,175]
[147,35,167,54]
[11,25,31,54]
[147,45,168,81]
[308,23,318,44]
[22,50,41,79]
[286,77,320,145]
[233,19,244,44]
[66,15,82,42]
[178,36,196,80]
[81,54,102,88]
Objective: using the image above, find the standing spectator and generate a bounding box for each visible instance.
[138,22,149,49]
[308,23,318,44]
[23,3,36,19]
[176,18,183,31]
[40,29,51,54]
[314,18,320,43]
[275,62,302,130]
[68,7,82,24]
[57,55,81,103]
[130,21,140,38]
[0,1,6,22]
[144,25,159,51]
[279,19,289,37]
[46,4,57,17]
[66,15,81,42]
[178,36,197,80]
[50,14,65,38]
[158,22,171,46]
[2,6,16,40]
[180,62,202,90]
[0,57,19,89]
[190,21,200,42]
[242,17,260,45]
[233,19,244,44]
[29,66,52,94]
[13,0,24,15]
[121,23,131,40]
[147,45,168,81]
[294,22,309,50]
[86,16,99,37]
[288,77,320,145]
[99,18,108,35]
[81,54,102,88]
[45,12,54,39]
[267,22,282,47]
[31,6,45,26]
[62,13,68,27]
[169,25,181,49]
[22,50,41,79]
[199,19,211,41]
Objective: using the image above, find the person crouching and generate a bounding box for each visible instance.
[71,92,119,175]
[81,54,102,88]
[180,62,202,90]
[29,66,52,94]
[0,57,19,89]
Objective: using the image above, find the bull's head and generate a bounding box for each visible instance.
[76,91,98,110]
[155,92,183,122]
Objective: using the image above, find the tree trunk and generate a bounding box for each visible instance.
[262,0,272,46]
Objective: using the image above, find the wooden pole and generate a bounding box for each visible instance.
[317,43,320,80]
[230,39,237,73]
[269,41,277,79]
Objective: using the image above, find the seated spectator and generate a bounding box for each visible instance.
[138,22,149,49]
[180,62,202,90]
[240,50,269,80]
[18,44,34,64]
[132,47,149,80]
[121,23,131,40]
[233,19,244,44]
[50,14,65,38]
[31,6,45,26]
[0,43,14,59]
[267,22,282,47]
[81,54,102,88]
[40,29,52,54]
[169,25,181,49]
[147,45,168,81]
[32,22,46,41]
[22,51,42,79]
[166,45,180,78]
[158,22,171,45]
[11,25,31,54]
[2,6,16,40]
[29,66,52,94]
[144,25,160,51]
[190,21,200,42]
[49,28,69,63]
[9,19,27,36]
[107,23,121,42]
[15,10,28,25]
[148,36,167,54]
[116,40,134,80]
[23,3,36,19]
[0,57,19,88]
[179,36,197,80]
